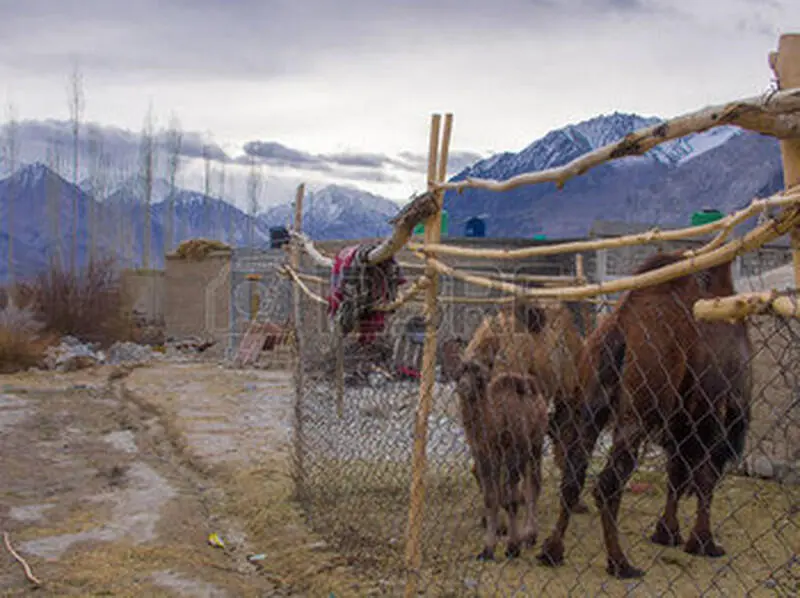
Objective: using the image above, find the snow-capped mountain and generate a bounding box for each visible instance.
[0,109,787,282]
[0,162,163,281]
[260,184,401,240]
[0,166,403,282]
[444,112,781,238]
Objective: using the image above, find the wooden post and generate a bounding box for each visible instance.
[403,113,453,598]
[246,273,262,321]
[575,253,586,283]
[770,34,800,286]
[335,323,345,418]
[291,183,307,490]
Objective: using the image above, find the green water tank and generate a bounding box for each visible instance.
[413,210,449,236]
[691,209,724,226]
[532,234,547,241]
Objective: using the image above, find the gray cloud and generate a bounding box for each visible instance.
[240,140,411,183]
[397,150,485,174]
[4,119,230,167]
[243,141,319,167]
[242,140,485,179]
[0,0,667,81]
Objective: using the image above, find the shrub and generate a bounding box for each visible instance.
[23,257,132,347]
[0,300,54,373]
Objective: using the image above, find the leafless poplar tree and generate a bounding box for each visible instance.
[202,139,212,239]
[86,130,112,263]
[139,103,156,269]
[67,63,85,274]
[86,129,100,263]
[218,159,234,245]
[46,137,63,268]
[2,101,19,285]
[246,156,263,249]
[164,113,183,253]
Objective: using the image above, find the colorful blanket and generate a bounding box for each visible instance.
[327,243,405,343]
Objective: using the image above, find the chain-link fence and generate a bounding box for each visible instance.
[226,247,292,360]
[290,249,799,597]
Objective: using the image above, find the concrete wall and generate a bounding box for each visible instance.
[121,269,165,323]
[164,250,232,343]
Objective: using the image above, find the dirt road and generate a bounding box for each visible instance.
[0,362,369,597]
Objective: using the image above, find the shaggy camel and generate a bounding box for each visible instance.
[460,301,591,517]
[538,251,752,579]
[457,360,549,559]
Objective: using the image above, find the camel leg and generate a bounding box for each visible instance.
[651,450,690,547]
[476,460,501,561]
[593,423,647,579]
[503,465,523,559]
[538,406,607,567]
[520,449,542,548]
[684,455,726,557]
[474,460,508,535]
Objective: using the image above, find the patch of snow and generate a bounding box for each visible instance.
[19,461,177,559]
[8,503,55,523]
[103,430,139,454]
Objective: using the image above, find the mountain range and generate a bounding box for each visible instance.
[0,110,787,282]
[0,163,403,282]
[442,112,784,238]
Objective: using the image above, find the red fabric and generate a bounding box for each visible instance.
[327,243,407,344]
[327,245,359,316]
[397,365,421,378]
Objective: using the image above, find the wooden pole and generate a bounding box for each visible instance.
[770,33,800,287]
[404,113,452,598]
[575,253,586,283]
[291,183,307,491]
[335,322,345,418]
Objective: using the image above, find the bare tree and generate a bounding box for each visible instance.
[46,137,63,268]
[164,113,183,253]
[139,103,156,269]
[86,129,101,263]
[246,156,263,249]
[67,63,85,274]
[2,101,19,285]
[202,139,212,239]
[218,159,234,245]
[117,163,133,268]
[86,130,112,263]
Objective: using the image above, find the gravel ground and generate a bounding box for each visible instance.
[297,378,654,469]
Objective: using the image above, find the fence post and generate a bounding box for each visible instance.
[403,113,453,598]
[291,183,307,491]
[770,34,800,286]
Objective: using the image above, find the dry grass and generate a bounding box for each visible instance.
[298,457,799,597]
[16,257,133,347]
[215,458,385,596]
[0,300,56,373]
[170,238,231,260]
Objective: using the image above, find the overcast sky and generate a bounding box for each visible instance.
[0,0,798,207]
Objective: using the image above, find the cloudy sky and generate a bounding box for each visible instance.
[0,0,798,208]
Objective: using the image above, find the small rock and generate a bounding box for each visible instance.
[748,456,775,479]
[106,341,159,366]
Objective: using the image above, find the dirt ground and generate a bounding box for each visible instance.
[2,359,797,597]
[0,361,371,597]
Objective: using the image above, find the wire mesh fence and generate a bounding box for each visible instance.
[291,249,798,597]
